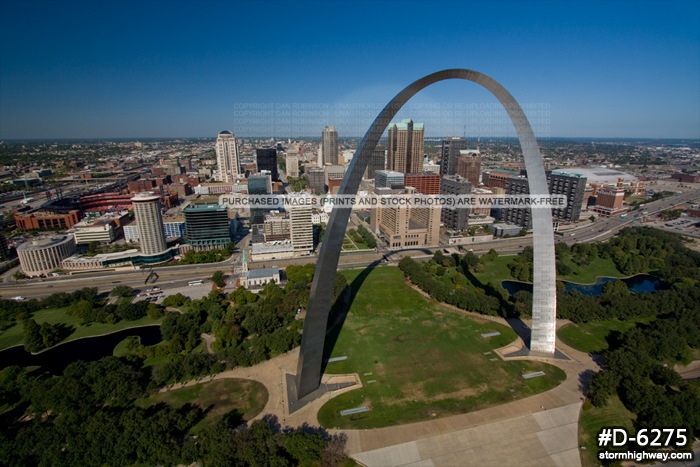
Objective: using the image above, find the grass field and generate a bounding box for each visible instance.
[0,307,164,351]
[317,266,566,429]
[137,378,268,433]
[556,256,625,283]
[578,396,636,467]
[472,255,515,287]
[473,254,625,288]
[558,316,655,353]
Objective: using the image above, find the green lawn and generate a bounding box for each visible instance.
[556,256,625,283]
[317,266,566,429]
[472,255,515,287]
[137,378,268,433]
[559,317,656,353]
[578,396,636,467]
[0,307,164,351]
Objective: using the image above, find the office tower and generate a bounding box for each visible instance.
[184,203,231,249]
[364,145,385,179]
[305,167,326,194]
[455,149,481,187]
[548,171,586,223]
[256,147,279,181]
[322,126,339,165]
[375,170,405,189]
[387,119,424,174]
[440,137,468,176]
[286,145,300,178]
[289,195,314,253]
[324,164,345,186]
[131,192,167,255]
[215,130,240,182]
[247,173,273,224]
[404,172,441,194]
[503,171,586,228]
[441,175,472,231]
[593,185,627,216]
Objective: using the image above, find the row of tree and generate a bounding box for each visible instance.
[588,308,700,438]
[398,255,500,315]
[0,357,348,466]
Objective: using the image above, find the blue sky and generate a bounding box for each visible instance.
[1,0,698,139]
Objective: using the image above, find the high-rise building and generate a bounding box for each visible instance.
[503,171,586,228]
[364,145,385,179]
[375,170,405,189]
[440,137,468,176]
[215,131,241,183]
[286,145,300,178]
[289,195,314,253]
[256,147,279,181]
[404,172,441,195]
[387,119,424,174]
[455,149,481,187]
[305,167,326,194]
[184,203,231,249]
[131,192,167,255]
[322,126,339,165]
[441,175,472,231]
[247,173,273,224]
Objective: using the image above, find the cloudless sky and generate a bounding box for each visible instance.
[1,0,698,139]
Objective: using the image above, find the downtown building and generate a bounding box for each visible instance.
[455,149,481,187]
[17,235,76,277]
[370,187,440,248]
[404,172,441,195]
[286,145,300,178]
[288,194,314,254]
[387,119,424,174]
[131,192,168,256]
[440,137,468,176]
[215,130,241,182]
[247,172,273,225]
[256,147,279,181]
[375,170,405,189]
[322,126,339,165]
[364,145,386,180]
[503,171,587,229]
[184,203,231,250]
[441,175,473,231]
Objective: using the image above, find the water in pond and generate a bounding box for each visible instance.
[501,274,663,297]
[0,325,162,374]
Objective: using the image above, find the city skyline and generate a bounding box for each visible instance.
[1,0,699,140]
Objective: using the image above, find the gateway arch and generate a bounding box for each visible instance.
[295,69,556,399]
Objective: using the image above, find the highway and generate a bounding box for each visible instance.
[2,189,698,300]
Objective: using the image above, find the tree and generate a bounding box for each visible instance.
[211,270,226,288]
[110,285,134,298]
[23,318,44,352]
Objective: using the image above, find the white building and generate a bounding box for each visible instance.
[215,130,241,183]
[289,194,314,254]
[72,219,116,245]
[17,235,76,277]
